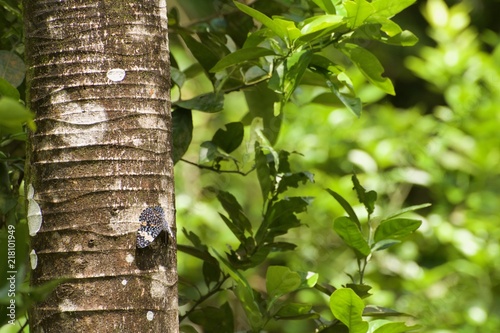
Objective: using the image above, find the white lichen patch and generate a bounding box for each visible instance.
[146,311,154,321]
[150,275,166,299]
[125,253,135,263]
[106,68,126,82]
[121,279,128,286]
[59,298,77,312]
[30,249,38,269]
[27,184,43,236]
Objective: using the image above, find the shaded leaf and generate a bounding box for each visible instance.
[172,108,193,164]
[374,218,421,243]
[212,122,244,154]
[175,93,224,113]
[329,288,369,333]
[340,43,395,95]
[326,189,360,228]
[333,217,370,257]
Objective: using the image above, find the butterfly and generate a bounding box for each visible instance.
[136,206,175,248]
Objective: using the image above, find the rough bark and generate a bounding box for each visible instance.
[24,0,177,332]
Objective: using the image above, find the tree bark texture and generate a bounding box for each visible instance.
[24,0,177,332]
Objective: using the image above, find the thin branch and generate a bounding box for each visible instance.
[179,274,230,322]
[180,158,255,176]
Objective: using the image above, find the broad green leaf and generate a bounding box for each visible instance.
[243,83,281,145]
[326,189,361,228]
[212,122,244,154]
[177,244,218,265]
[351,174,377,215]
[178,32,221,75]
[340,43,395,95]
[255,143,273,202]
[275,303,319,320]
[266,266,302,304]
[214,250,264,331]
[363,305,414,318]
[170,67,186,88]
[273,18,302,42]
[0,77,19,99]
[374,218,421,243]
[269,50,313,114]
[312,0,337,14]
[326,74,362,117]
[372,321,421,333]
[384,203,431,220]
[344,0,375,29]
[188,303,234,333]
[371,239,401,252]
[202,260,221,287]
[300,15,343,35]
[233,2,286,40]
[329,288,369,333]
[210,47,276,73]
[333,217,370,257]
[276,171,314,195]
[215,190,253,233]
[0,97,36,135]
[172,108,193,164]
[174,93,224,113]
[345,283,372,299]
[219,213,246,243]
[199,141,219,163]
[372,0,416,19]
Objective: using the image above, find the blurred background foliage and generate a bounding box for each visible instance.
[169,0,500,332]
[1,0,499,332]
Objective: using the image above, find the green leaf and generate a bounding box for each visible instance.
[372,0,417,19]
[233,2,287,41]
[212,122,244,154]
[329,288,369,333]
[384,203,431,220]
[174,93,224,113]
[211,47,276,73]
[371,239,401,251]
[266,266,302,303]
[269,50,313,114]
[178,32,221,75]
[243,83,281,145]
[344,0,375,29]
[255,143,273,202]
[374,218,422,243]
[276,171,314,195]
[172,108,193,164]
[0,97,36,135]
[363,305,414,318]
[300,14,343,35]
[351,174,377,215]
[202,260,221,287]
[275,303,319,320]
[188,303,234,333]
[372,321,421,333]
[340,43,395,95]
[214,250,264,331]
[199,141,219,163]
[0,77,20,100]
[326,189,361,228]
[333,217,370,257]
[215,190,253,234]
[311,0,337,14]
[345,283,372,299]
[326,74,362,117]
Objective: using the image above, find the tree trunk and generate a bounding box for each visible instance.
[24,0,177,332]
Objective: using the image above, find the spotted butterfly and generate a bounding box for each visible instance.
[136,206,175,248]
